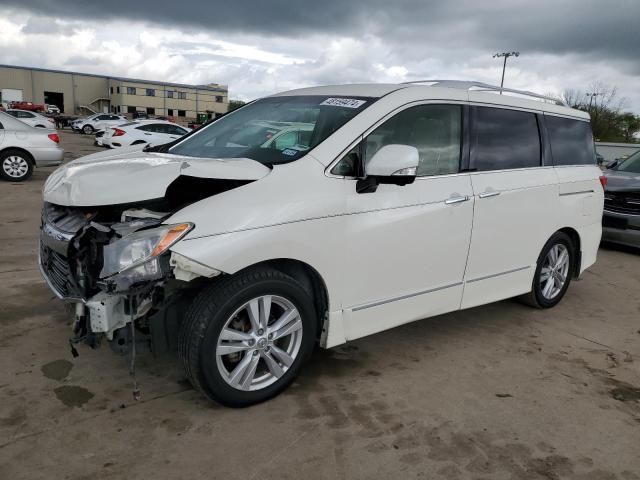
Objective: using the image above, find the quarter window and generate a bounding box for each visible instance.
[472,107,541,171]
[546,115,595,165]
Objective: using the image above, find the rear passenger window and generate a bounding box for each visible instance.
[545,116,595,165]
[472,107,541,171]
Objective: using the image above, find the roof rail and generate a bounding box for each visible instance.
[401,79,567,106]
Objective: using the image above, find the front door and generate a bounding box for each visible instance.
[339,103,475,340]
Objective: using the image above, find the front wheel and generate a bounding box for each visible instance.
[179,267,317,407]
[82,124,94,134]
[521,232,575,308]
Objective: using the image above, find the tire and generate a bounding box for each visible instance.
[0,149,34,182]
[179,266,317,407]
[82,124,94,134]
[131,140,147,145]
[35,124,46,128]
[520,232,575,308]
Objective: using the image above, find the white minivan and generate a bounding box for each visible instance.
[39,81,604,406]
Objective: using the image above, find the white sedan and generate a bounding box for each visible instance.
[72,114,127,135]
[5,109,55,129]
[102,120,190,148]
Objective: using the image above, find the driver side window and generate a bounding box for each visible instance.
[331,104,462,177]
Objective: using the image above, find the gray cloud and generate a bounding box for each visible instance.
[6,0,639,60]
[2,1,639,112]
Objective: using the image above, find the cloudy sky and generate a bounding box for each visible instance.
[1,0,638,112]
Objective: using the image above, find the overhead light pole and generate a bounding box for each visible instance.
[493,51,520,92]
[585,92,600,110]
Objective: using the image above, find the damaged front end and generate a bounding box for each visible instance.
[39,200,219,356]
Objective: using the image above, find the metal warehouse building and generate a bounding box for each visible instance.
[0,64,229,121]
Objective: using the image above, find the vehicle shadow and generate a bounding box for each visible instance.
[600,241,640,255]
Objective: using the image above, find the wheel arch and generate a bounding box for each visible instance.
[556,227,582,278]
[0,147,35,164]
[220,258,330,341]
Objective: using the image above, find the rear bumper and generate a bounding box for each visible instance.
[32,147,64,167]
[602,209,640,248]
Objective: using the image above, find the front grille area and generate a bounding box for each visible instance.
[40,241,80,299]
[604,191,640,215]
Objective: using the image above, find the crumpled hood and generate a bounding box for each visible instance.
[604,169,640,191]
[43,147,271,206]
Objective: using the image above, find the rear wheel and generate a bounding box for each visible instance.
[521,232,575,308]
[0,150,34,182]
[179,266,317,407]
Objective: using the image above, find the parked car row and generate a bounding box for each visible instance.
[97,120,190,148]
[71,114,128,134]
[0,111,63,181]
[5,109,55,129]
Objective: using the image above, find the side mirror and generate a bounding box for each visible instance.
[605,160,619,170]
[356,144,419,194]
[356,144,420,193]
[366,144,419,179]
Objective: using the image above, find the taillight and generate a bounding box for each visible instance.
[599,175,608,189]
[47,133,60,143]
[112,128,125,137]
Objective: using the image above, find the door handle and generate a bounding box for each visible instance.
[479,191,501,199]
[444,195,470,205]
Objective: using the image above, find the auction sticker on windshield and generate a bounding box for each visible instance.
[320,98,367,108]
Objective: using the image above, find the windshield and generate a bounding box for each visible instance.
[169,95,375,165]
[617,150,640,173]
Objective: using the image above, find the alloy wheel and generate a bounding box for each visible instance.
[540,244,570,300]
[2,155,29,179]
[215,295,303,391]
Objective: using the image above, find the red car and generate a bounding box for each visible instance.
[9,101,45,112]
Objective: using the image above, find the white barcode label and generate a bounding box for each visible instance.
[320,98,367,108]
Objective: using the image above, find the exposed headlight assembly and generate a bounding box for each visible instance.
[100,223,193,282]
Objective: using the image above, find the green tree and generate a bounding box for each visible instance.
[227,100,246,112]
[561,83,640,142]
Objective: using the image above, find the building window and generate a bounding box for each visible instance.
[168,109,174,116]
[146,88,155,97]
[178,92,187,100]
[216,95,223,103]
[127,87,136,95]
[127,106,137,114]
[167,90,174,98]
[110,87,113,94]
[178,110,186,117]
[146,107,155,115]
[117,105,121,113]
[116,86,120,94]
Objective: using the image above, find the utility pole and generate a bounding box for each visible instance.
[493,51,520,92]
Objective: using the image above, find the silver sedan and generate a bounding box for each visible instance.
[0,111,64,181]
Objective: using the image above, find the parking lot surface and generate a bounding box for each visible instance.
[1,131,639,480]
